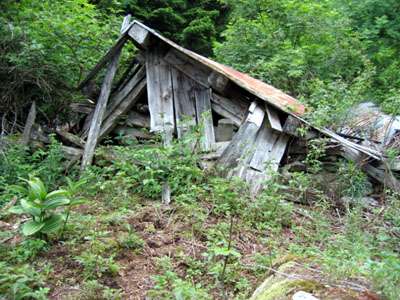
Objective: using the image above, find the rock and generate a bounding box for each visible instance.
[249,260,322,300]
[340,196,379,208]
[292,291,319,300]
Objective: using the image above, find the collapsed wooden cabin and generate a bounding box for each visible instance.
[69,17,398,197]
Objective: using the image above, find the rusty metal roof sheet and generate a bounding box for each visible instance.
[131,21,306,116]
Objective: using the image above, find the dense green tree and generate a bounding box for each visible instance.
[93,0,229,56]
[213,0,400,125]
[341,0,400,95]
[0,0,119,127]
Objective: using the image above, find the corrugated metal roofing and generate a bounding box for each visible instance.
[131,20,306,116]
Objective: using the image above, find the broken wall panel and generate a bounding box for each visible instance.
[219,102,265,172]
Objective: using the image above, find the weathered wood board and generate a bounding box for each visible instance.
[128,23,152,48]
[195,88,215,151]
[81,46,122,171]
[171,68,197,138]
[146,47,175,133]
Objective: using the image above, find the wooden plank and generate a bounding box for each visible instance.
[100,79,146,139]
[21,101,36,146]
[195,88,215,151]
[201,141,230,160]
[162,127,174,205]
[265,105,282,132]
[219,102,265,171]
[146,47,175,133]
[113,59,140,94]
[164,48,210,87]
[211,93,248,126]
[171,68,197,138]
[104,66,145,121]
[81,19,127,172]
[126,110,150,128]
[128,23,152,48]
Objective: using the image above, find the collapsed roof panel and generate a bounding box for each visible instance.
[127,21,306,116]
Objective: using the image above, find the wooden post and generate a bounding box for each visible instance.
[80,16,131,172]
[21,101,36,146]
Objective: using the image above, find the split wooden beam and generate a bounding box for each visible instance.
[81,16,130,172]
[99,78,146,139]
[78,13,132,91]
[21,101,36,146]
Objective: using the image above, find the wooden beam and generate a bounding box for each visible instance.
[99,79,146,139]
[21,101,36,146]
[81,17,128,172]
[146,47,175,133]
[208,71,230,94]
[164,48,210,87]
[211,93,249,126]
[195,88,215,151]
[171,68,197,138]
[128,23,152,48]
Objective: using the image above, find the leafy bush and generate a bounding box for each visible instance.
[0,262,49,300]
[95,135,204,201]
[9,176,84,238]
[75,251,120,279]
[0,0,120,128]
[9,177,71,237]
[149,257,211,299]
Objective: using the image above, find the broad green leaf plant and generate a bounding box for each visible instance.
[9,176,84,237]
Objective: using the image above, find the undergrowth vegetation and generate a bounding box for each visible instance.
[0,134,399,299]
